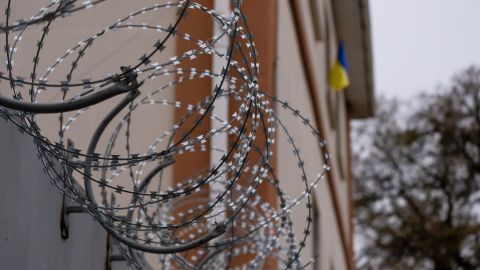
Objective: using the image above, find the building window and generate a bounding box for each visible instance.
[312,194,321,270]
[326,89,336,129]
[324,0,336,130]
[335,92,346,180]
[327,90,346,180]
[309,0,323,41]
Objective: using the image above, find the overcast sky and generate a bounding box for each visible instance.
[370,0,480,99]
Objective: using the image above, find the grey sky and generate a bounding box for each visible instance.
[370,0,480,99]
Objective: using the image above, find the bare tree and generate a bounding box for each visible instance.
[353,67,480,270]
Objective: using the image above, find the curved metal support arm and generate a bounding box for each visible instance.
[80,80,225,252]
[107,222,226,254]
[83,89,140,204]
[0,80,137,114]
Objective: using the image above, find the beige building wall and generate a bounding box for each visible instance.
[276,0,374,269]
[276,0,350,269]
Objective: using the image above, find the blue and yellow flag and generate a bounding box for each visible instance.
[329,42,350,91]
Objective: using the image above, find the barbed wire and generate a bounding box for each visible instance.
[0,1,331,269]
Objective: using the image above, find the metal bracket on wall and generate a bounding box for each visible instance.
[60,140,87,240]
[109,255,127,262]
[60,198,88,240]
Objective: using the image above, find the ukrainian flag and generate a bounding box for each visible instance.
[329,42,350,91]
